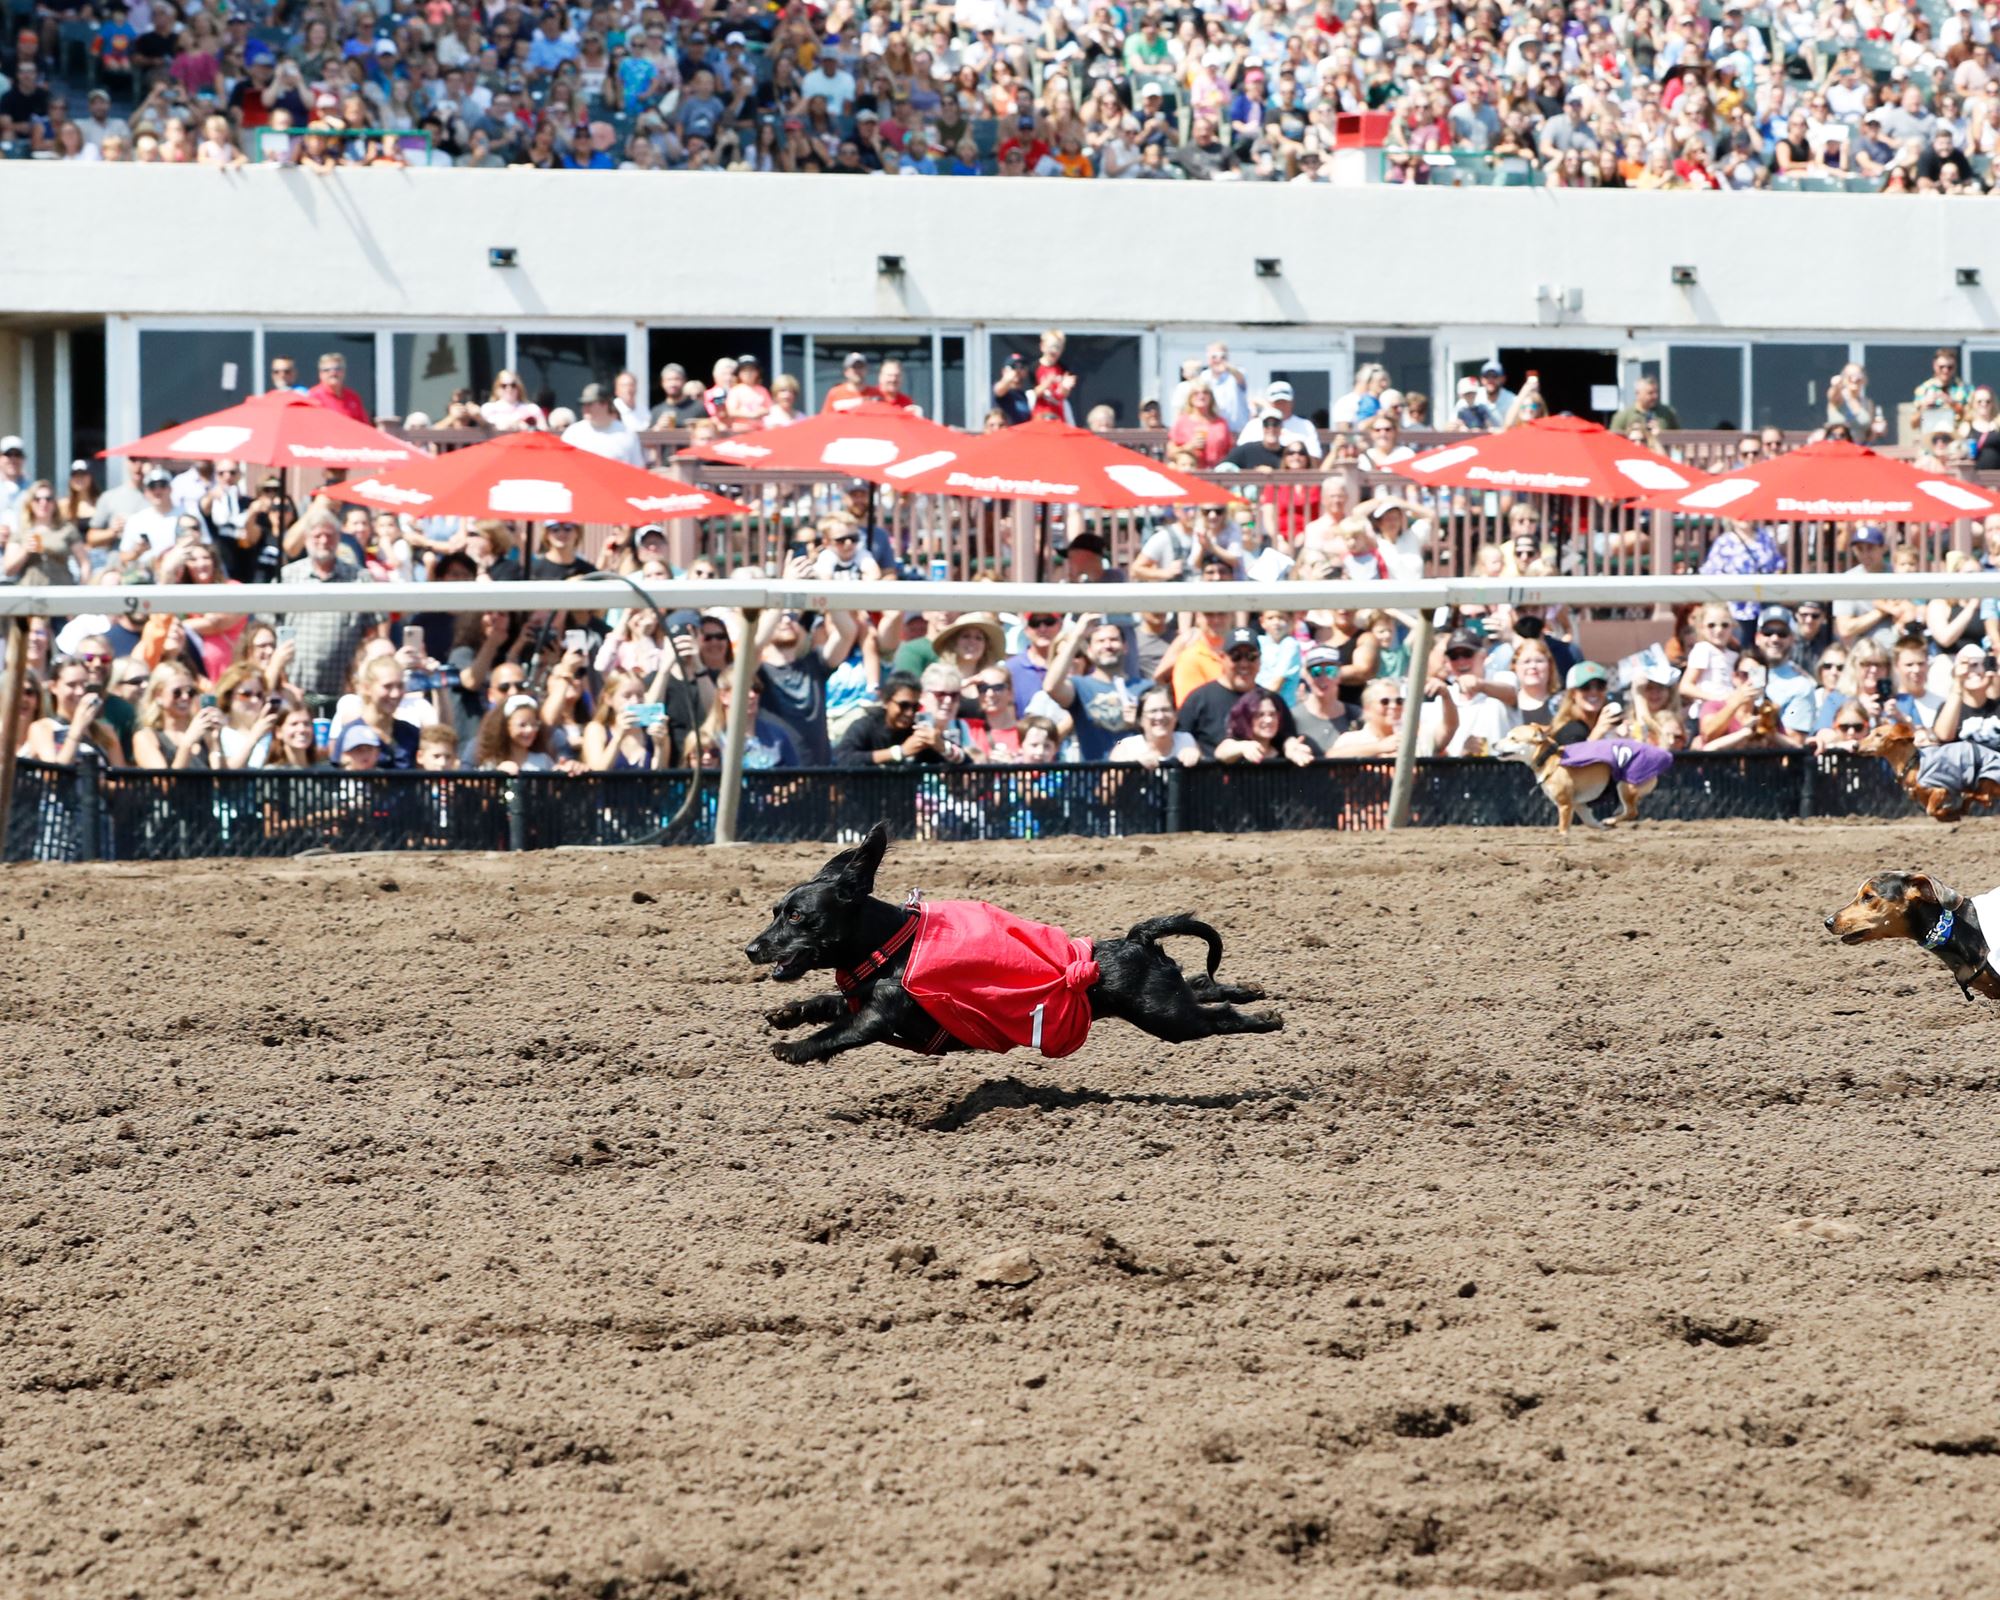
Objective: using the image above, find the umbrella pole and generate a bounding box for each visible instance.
[0,617,28,858]
[714,607,761,847]
[1387,606,1438,831]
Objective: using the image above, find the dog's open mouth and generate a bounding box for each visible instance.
[1836,929,1870,945]
[769,952,811,981]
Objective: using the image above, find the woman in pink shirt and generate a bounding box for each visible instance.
[1169,384,1231,469]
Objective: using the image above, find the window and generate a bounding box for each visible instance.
[985,333,1142,426]
[393,331,504,422]
[514,333,628,418]
[1864,343,1956,432]
[1750,342,1848,431]
[1355,335,1432,412]
[1667,344,1744,430]
[645,328,774,418]
[267,331,377,413]
[812,337,934,416]
[138,329,255,435]
[940,336,966,429]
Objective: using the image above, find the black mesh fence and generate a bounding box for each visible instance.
[0,749,1940,862]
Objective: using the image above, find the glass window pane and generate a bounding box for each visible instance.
[1354,335,1432,415]
[645,328,774,417]
[138,329,255,435]
[514,333,628,418]
[1864,343,1956,440]
[266,331,377,414]
[393,331,505,422]
[984,333,1142,426]
[1667,345,1744,430]
[811,337,934,416]
[1751,342,1848,431]
[940,336,966,429]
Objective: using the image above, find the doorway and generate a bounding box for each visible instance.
[1495,347,1621,423]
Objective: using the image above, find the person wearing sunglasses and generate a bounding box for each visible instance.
[834,670,966,767]
[1002,608,1069,709]
[1328,674,1456,758]
[1291,643,1354,751]
[810,512,881,583]
[479,369,547,432]
[132,663,222,770]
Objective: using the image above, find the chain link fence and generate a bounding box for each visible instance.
[1,750,1933,862]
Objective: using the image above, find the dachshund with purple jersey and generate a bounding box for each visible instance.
[1493,724,1674,836]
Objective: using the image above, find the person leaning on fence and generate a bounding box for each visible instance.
[1178,629,1291,759]
[1328,676,1457,759]
[1108,686,1201,770]
[836,671,968,768]
[23,660,124,767]
[475,694,563,774]
[212,663,284,769]
[1218,688,1318,767]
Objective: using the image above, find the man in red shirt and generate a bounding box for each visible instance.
[307,352,370,424]
[873,359,920,413]
[821,351,871,412]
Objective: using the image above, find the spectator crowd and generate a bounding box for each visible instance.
[4,0,2000,186]
[4,340,1998,853]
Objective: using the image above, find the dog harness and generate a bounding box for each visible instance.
[836,899,1102,1059]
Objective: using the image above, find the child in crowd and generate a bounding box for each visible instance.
[1679,601,1739,719]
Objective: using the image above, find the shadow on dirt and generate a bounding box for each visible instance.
[835,1074,1313,1133]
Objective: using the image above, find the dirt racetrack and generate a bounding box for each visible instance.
[7,818,2000,1600]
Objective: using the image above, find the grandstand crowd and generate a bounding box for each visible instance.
[1,0,1998,185]
[4,341,1999,796]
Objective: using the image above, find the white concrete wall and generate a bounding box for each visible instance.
[1,165,1996,335]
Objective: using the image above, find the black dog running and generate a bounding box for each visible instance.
[745,823,1282,1065]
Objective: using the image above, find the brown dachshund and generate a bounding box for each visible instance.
[1824,870,2000,1001]
[1858,721,2000,822]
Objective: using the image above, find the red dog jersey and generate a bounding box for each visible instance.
[840,900,1101,1058]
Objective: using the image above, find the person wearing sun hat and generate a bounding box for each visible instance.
[927,613,1008,681]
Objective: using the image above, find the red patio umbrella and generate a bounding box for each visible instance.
[1391,414,1711,498]
[106,390,422,470]
[320,430,749,523]
[676,401,966,483]
[1629,438,2000,520]
[883,416,1234,507]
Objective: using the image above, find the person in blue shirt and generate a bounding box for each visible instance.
[526,12,578,77]
[1038,613,1149,761]
[676,69,728,143]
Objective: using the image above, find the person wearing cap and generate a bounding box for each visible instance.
[118,467,185,573]
[77,88,130,152]
[720,354,774,429]
[1291,642,1354,750]
[560,382,645,465]
[1227,410,1291,472]
[1832,526,1906,648]
[1235,380,1321,458]
[0,436,25,519]
[1476,360,1517,417]
[822,351,872,414]
[991,353,1035,427]
[333,721,384,772]
[1537,86,1598,160]
[1452,376,1502,432]
[1546,660,1624,747]
[1431,628,1522,756]
[1176,627,1309,760]
[1740,607,1814,709]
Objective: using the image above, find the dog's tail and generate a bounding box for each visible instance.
[1125,913,1223,979]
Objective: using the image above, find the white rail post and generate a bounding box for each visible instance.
[1386,606,1439,830]
[713,607,762,847]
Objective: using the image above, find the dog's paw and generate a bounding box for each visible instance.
[1248,1010,1284,1032]
[770,1039,816,1065]
[1601,815,1623,829]
[766,1002,809,1030]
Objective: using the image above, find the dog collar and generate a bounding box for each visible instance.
[1923,907,1956,950]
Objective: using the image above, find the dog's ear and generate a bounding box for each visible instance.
[816,822,890,898]
[1905,871,1965,911]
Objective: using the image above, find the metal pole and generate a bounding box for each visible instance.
[0,617,29,858]
[714,606,761,847]
[1386,606,1438,831]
